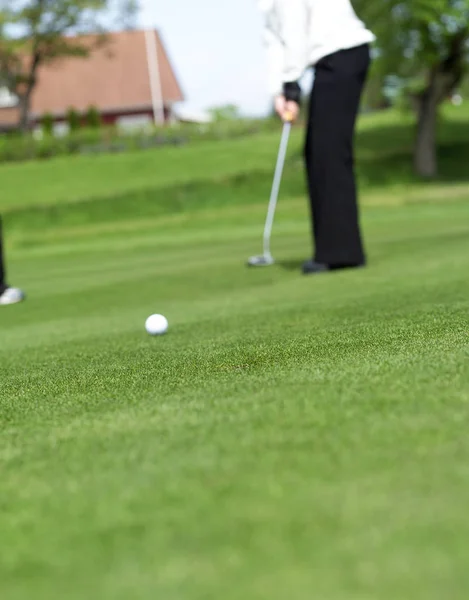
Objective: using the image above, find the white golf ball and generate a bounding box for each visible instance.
[145,314,168,336]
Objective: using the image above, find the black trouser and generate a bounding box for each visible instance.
[304,44,370,266]
[0,216,6,291]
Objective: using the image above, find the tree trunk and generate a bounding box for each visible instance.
[18,90,33,133]
[414,85,439,178]
[413,30,468,179]
[17,50,41,134]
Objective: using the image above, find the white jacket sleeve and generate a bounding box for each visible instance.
[258,0,308,96]
[262,26,284,97]
[276,0,308,84]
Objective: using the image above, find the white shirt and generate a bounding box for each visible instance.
[257,0,375,96]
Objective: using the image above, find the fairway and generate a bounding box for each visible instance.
[1,177,469,598]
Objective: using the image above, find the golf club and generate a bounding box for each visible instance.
[247,115,292,267]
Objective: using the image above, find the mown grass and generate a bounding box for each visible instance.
[1,106,469,600]
[0,106,464,205]
[1,104,469,236]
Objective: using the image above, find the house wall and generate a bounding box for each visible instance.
[2,104,176,135]
[102,106,175,127]
[30,105,175,135]
[0,106,20,132]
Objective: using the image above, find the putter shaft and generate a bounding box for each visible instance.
[262,121,292,259]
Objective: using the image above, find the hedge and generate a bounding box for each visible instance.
[0,118,280,165]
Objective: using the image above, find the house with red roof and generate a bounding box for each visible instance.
[0,29,184,133]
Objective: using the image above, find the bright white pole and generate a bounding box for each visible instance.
[144,29,165,125]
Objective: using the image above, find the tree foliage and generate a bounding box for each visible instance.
[0,0,110,131]
[354,0,469,176]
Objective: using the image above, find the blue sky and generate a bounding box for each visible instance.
[137,0,272,116]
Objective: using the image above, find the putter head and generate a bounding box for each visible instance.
[247,254,275,267]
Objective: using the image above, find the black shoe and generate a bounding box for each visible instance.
[302,260,330,275]
[302,259,366,275]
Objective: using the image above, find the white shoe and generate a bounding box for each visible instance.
[0,287,25,305]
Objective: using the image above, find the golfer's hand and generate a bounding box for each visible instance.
[275,96,299,123]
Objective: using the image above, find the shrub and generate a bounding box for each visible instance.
[42,113,54,136]
[85,106,101,129]
[0,118,279,165]
[66,107,81,132]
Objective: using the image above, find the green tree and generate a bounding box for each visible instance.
[355,0,469,177]
[362,71,390,111]
[0,0,110,133]
[459,73,469,97]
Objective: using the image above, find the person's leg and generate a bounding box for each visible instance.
[304,44,370,269]
[0,216,7,293]
[304,76,319,257]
